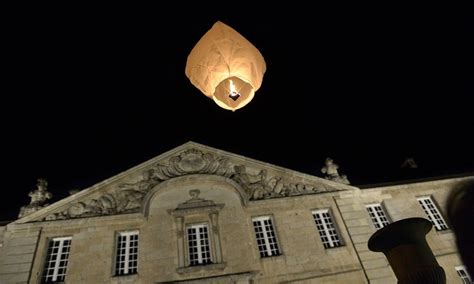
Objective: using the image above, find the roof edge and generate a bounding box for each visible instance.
[358,172,474,189]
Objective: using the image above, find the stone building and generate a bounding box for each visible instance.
[0,142,472,283]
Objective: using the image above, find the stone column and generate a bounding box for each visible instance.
[174,216,185,267]
[210,212,223,263]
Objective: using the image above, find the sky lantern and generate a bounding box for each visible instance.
[185,21,266,111]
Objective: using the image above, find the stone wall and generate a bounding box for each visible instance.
[0,225,5,258]
[359,176,473,283]
[0,226,41,283]
[0,174,472,283]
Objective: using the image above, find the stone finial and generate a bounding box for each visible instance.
[401,157,418,169]
[18,178,53,218]
[174,189,217,210]
[321,158,350,185]
[68,189,80,195]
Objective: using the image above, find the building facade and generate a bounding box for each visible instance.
[0,142,472,283]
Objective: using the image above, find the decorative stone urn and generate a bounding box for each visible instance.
[368,217,446,284]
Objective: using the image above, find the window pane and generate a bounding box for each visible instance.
[312,209,342,249]
[417,197,448,231]
[366,203,390,229]
[42,237,72,282]
[456,266,472,284]
[252,216,281,257]
[187,224,212,266]
[115,231,139,275]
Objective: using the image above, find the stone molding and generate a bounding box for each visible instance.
[169,190,225,269]
[176,263,227,274]
[42,149,346,221]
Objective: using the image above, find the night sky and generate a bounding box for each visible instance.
[2,5,472,221]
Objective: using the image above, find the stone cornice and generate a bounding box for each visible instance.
[168,205,225,218]
[176,263,227,274]
[21,145,354,222]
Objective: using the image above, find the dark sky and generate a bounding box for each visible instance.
[2,5,472,221]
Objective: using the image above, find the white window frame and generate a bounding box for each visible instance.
[42,236,72,283]
[186,223,212,266]
[312,209,342,248]
[115,230,139,276]
[417,197,448,231]
[252,216,281,257]
[456,266,472,284]
[366,203,390,229]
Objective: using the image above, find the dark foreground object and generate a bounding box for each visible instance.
[368,217,446,284]
[447,180,474,277]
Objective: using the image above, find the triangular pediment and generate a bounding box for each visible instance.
[15,142,358,223]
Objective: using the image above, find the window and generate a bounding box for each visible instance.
[312,209,342,248]
[366,203,390,229]
[456,266,472,284]
[115,231,139,276]
[169,190,225,272]
[187,224,212,266]
[417,197,448,231]
[252,216,281,257]
[42,236,72,283]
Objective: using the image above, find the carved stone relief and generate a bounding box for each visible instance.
[43,149,346,221]
[229,165,343,200]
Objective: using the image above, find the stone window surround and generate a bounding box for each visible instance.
[455,265,472,284]
[168,194,225,274]
[41,236,72,283]
[114,230,139,276]
[251,214,283,258]
[416,196,449,231]
[365,202,391,230]
[311,208,344,249]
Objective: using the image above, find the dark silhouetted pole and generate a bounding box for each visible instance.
[368,217,446,284]
[447,180,474,277]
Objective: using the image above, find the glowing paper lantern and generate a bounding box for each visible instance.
[185,21,266,111]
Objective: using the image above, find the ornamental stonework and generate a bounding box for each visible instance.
[43,149,346,221]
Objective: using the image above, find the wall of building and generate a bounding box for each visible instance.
[0,225,5,257]
[358,176,471,282]
[0,225,41,283]
[0,175,472,283]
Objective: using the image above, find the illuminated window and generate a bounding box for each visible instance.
[42,237,72,283]
[417,197,448,231]
[187,224,212,266]
[115,231,139,276]
[252,216,281,257]
[366,203,390,229]
[312,209,342,248]
[169,190,225,271]
[456,266,472,284]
